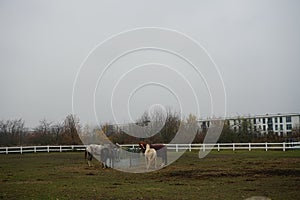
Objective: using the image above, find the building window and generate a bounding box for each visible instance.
[263,126,266,131]
[286,116,292,123]
[275,125,278,130]
[274,118,278,123]
[280,125,283,130]
[268,124,272,131]
[253,118,256,124]
[268,117,272,123]
[286,124,292,130]
[262,118,265,124]
[280,117,283,123]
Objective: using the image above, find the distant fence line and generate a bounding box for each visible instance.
[0,142,299,154]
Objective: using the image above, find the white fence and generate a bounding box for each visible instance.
[0,142,299,154]
[164,142,300,152]
[0,145,86,154]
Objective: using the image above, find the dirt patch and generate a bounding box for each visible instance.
[165,168,300,179]
[85,172,96,176]
[9,180,52,185]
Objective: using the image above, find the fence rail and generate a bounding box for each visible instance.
[0,145,86,154]
[164,142,300,152]
[0,142,299,154]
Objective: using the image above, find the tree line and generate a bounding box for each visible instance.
[1,112,299,146]
[0,114,81,146]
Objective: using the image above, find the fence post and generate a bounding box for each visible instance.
[283,142,286,152]
[20,146,22,154]
[249,143,251,151]
[265,142,268,151]
[217,143,220,152]
[176,144,178,152]
[60,146,62,152]
[189,144,191,152]
[34,146,36,153]
[233,143,235,151]
[203,144,205,152]
[6,147,8,154]
[47,145,50,153]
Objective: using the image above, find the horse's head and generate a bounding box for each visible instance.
[138,141,147,152]
[146,144,151,150]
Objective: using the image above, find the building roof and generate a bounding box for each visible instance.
[198,113,300,122]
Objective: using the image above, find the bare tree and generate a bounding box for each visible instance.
[33,119,53,145]
[51,122,63,145]
[62,114,81,145]
[0,119,25,146]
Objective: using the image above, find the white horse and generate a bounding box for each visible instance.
[144,144,157,170]
[85,144,115,168]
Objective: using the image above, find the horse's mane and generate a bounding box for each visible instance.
[138,141,165,152]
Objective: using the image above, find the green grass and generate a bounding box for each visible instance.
[0,150,300,200]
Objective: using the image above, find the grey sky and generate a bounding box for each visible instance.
[0,0,299,127]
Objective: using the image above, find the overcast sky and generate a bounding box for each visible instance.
[0,0,299,127]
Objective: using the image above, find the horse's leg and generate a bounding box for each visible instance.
[101,159,106,169]
[161,149,167,167]
[87,155,90,166]
[87,153,93,167]
[104,158,108,169]
[100,148,108,169]
[147,158,151,170]
[150,156,155,169]
[116,149,120,161]
[106,158,110,168]
[108,151,112,168]
[152,155,156,169]
[161,156,165,167]
[113,150,116,167]
[147,158,150,170]
[164,149,167,165]
[157,150,164,167]
[111,153,115,168]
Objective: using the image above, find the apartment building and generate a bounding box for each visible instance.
[199,113,300,136]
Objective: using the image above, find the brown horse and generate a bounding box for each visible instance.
[138,141,167,166]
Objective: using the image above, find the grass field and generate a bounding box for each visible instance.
[0,150,299,200]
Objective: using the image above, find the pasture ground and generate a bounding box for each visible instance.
[0,150,299,200]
